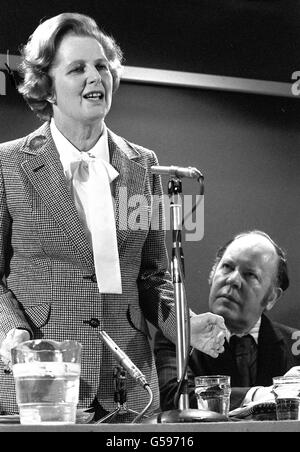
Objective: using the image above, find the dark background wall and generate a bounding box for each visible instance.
[0,1,300,328]
[1,0,300,82]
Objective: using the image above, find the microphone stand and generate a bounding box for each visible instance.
[169,178,189,410]
[145,176,227,424]
[96,366,141,423]
[164,177,202,421]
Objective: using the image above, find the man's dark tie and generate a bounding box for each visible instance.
[230,334,258,387]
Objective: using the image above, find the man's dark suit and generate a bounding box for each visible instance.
[154,314,300,410]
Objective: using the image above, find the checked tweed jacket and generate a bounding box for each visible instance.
[0,121,177,416]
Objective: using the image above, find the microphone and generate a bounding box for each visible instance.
[151,165,203,180]
[99,330,149,389]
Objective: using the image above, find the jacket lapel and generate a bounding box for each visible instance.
[20,123,94,270]
[256,314,287,386]
[20,124,148,269]
[192,341,241,386]
[209,341,241,385]
[107,129,147,249]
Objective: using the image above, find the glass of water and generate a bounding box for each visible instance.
[194,375,231,416]
[272,376,300,421]
[11,339,82,425]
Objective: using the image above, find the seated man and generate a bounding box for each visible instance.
[154,230,300,411]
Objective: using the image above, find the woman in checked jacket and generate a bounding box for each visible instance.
[0,12,227,421]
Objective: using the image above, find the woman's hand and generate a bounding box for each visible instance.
[0,328,30,373]
[190,313,229,358]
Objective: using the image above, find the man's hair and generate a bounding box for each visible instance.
[209,230,289,291]
[18,12,124,120]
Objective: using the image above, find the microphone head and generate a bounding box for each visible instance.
[150,165,203,180]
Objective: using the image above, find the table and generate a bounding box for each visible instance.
[0,420,299,432]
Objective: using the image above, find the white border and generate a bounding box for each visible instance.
[0,53,295,98]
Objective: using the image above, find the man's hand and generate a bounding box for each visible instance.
[190,313,229,358]
[0,328,30,372]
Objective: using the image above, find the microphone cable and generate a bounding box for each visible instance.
[131,384,154,424]
[182,174,204,229]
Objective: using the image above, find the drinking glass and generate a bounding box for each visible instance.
[272,376,300,421]
[11,339,82,425]
[194,375,231,416]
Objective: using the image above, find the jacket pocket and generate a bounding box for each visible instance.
[23,304,51,328]
[127,304,151,339]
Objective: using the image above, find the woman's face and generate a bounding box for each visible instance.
[49,33,113,127]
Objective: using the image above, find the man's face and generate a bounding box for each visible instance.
[208,234,279,334]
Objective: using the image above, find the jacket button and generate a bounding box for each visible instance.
[83,274,97,283]
[88,318,100,328]
[91,274,97,283]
